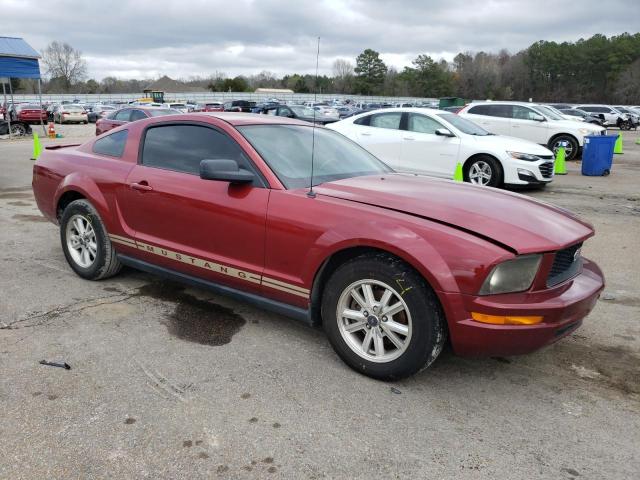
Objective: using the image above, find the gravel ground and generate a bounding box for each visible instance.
[0,126,639,479]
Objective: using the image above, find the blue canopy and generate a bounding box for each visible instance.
[0,37,41,79]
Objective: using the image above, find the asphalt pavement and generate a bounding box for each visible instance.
[1,125,638,479]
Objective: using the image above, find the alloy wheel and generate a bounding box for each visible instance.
[336,279,412,363]
[552,139,574,157]
[468,160,493,186]
[65,214,98,268]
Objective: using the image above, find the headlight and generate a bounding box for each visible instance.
[479,255,542,295]
[507,151,540,161]
[578,128,593,135]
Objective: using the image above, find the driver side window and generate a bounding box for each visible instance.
[407,114,443,134]
[512,106,538,121]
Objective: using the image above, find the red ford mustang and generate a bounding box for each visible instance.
[32,113,604,380]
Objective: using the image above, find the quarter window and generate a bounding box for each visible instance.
[353,115,371,126]
[369,113,402,130]
[407,114,443,134]
[92,130,128,158]
[141,124,254,177]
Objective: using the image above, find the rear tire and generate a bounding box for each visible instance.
[60,199,122,280]
[10,123,27,136]
[321,253,446,380]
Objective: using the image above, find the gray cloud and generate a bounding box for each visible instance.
[1,0,638,80]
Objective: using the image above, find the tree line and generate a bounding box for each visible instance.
[12,33,640,103]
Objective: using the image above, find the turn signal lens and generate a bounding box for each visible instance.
[471,312,544,325]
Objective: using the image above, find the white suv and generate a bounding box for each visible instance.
[458,101,605,159]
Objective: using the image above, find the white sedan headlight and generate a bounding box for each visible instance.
[507,151,541,161]
[479,255,542,295]
[578,127,595,135]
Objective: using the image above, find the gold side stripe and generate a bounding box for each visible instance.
[261,277,310,294]
[110,233,136,243]
[108,234,308,298]
[261,282,310,298]
[110,237,137,247]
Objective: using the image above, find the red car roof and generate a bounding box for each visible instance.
[197,112,311,126]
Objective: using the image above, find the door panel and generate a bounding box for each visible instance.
[121,167,269,294]
[400,114,461,177]
[510,106,549,143]
[116,123,269,294]
[354,112,404,164]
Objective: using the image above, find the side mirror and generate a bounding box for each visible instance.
[435,128,455,137]
[532,114,545,122]
[200,159,254,184]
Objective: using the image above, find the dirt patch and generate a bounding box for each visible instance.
[12,214,47,223]
[134,281,246,346]
[8,201,32,206]
[553,339,640,397]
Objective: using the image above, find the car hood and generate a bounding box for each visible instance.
[469,134,553,156]
[315,174,593,254]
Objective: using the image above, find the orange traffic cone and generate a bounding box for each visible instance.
[48,122,56,139]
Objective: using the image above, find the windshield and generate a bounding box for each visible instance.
[533,105,563,120]
[436,112,491,135]
[148,109,180,116]
[238,125,392,189]
[290,106,316,116]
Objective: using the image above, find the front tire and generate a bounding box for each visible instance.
[321,254,446,380]
[550,135,579,160]
[60,199,122,280]
[464,155,503,187]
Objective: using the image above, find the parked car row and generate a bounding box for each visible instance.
[548,103,639,129]
[328,107,556,187]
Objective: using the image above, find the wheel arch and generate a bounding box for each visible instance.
[54,174,114,230]
[308,242,452,326]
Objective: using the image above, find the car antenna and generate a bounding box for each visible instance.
[307,36,321,199]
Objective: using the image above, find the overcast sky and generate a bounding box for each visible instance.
[1,0,639,80]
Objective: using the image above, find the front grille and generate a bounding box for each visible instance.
[547,243,583,287]
[539,161,554,178]
[538,154,554,160]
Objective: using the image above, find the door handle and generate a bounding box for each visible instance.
[360,132,372,136]
[403,137,415,140]
[512,125,519,128]
[130,182,153,192]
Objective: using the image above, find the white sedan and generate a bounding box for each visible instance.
[326,108,555,188]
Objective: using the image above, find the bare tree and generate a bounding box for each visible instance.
[41,41,87,92]
[332,59,354,93]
